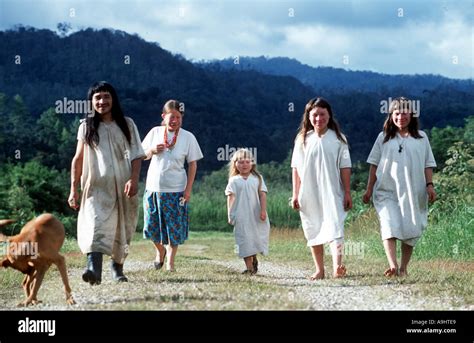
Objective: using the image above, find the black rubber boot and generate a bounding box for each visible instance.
[111,261,128,282]
[82,252,103,285]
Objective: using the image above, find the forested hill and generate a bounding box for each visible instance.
[0,26,472,171]
[201,56,472,95]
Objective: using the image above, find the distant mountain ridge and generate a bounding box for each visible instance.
[0,26,472,171]
[201,56,472,95]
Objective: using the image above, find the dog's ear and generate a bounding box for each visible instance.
[1,258,11,268]
[0,219,15,228]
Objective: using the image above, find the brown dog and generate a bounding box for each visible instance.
[0,213,75,306]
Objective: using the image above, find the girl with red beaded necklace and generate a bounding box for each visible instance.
[141,100,203,272]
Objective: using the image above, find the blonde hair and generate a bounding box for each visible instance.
[161,99,184,126]
[163,99,185,115]
[228,148,263,192]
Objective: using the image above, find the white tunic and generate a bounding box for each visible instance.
[367,131,436,246]
[291,129,352,246]
[77,117,146,263]
[225,174,270,258]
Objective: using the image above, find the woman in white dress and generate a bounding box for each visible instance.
[363,97,437,277]
[291,97,352,280]
[225,149,270,275]
[68,81,145,284]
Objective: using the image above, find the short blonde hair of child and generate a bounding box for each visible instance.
[228,148,263,192]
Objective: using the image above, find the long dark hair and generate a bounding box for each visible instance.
[295,97,347,146]
[85,81,131,146]
[383,97,422,143]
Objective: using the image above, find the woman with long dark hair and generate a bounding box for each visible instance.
[363,97,436,277]
[291,97,352,280]
[68,81,145,284]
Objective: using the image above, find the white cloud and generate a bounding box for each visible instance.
[0,0,472,79]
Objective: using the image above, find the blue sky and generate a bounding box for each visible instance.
[1,0,472,79]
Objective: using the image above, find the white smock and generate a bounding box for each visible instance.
[367,131,436,246]
[291,129,351,246]
[77,117,145,263]
[225,174,270,258]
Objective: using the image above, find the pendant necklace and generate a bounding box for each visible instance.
[397,132,408,153]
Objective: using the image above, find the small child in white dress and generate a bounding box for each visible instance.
[225,148,270,275]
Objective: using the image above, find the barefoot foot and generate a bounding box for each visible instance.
[333,265,347,278]
[384,267,398,277]
[309,271,325,280]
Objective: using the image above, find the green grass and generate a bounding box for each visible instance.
[2,153,472,309]
[187,183,474,261]
[1,229,472,309]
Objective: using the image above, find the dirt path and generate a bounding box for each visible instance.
[1,254,471,310]
[203,260,470,310]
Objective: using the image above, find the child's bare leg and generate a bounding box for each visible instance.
[383,238,399,276]
[330,240,346,278]
[309,245,324,280]
[251,254,258,273]
[399,242,413,276]
[243,256,254,274]
[165,244,178,271]
[153,242,166,263]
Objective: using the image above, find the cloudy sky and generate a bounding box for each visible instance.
[1,0,472,79]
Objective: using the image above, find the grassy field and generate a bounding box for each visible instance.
[0,228,472,310]
[1,175,472,309]
[1,146,473,310]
